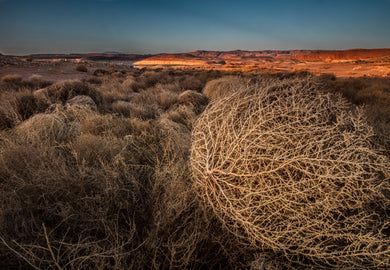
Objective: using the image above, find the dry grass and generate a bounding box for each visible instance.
[0,78,231,268]
[191,77,390,268]
[1,70,389,269]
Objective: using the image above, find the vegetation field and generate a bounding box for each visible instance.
[0,68,389,269]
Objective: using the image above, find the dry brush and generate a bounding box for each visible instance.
[191,77,390,268]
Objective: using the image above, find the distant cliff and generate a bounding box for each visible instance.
[134,54,208,66]
[293,49,390,60]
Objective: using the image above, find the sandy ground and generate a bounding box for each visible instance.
[134,55,390,78]
[0,58,136,82]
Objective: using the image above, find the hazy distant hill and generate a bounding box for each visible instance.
[21,48,390,63]
[26,53,151,62]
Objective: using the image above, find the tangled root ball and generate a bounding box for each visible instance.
[191,78,390,268]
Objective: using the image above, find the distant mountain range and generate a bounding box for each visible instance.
[21,48,390,63]
[24,53,151,62]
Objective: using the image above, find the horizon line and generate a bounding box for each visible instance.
[2,47,390,57]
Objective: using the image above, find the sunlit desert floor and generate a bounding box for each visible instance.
[1,49,390,82]
[133,58,390,78]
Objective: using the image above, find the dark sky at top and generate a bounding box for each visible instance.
[0,0,389,55]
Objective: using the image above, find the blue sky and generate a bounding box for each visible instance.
[0,0,389,55]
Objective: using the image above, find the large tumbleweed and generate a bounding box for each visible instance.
[191,77,390,268]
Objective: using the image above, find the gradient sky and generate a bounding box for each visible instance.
[0,0,389,55]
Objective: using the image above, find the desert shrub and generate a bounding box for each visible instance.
[17,91,49,119]
[0,137,143,269]
[177,90,208,114]
[0,104,225,268]
[122,76,143,92]
[0,74,24,92]
[76,63,88,72]
[0,87,249,269]
[25,74,52,89]
[322,77,390,156]
[4,71,388,268]
[0,106,152,268]
[178,75,204,91]
[93,69,109,76]
[161,105,197,130]
[138,71,173,88]
[113,87,179,116]
[332,78,367,104]
[202,76,247,100]
[15,113,80,145]
[42,80,103,106]
[317,73,336,82]
[0,100,18,130]
[0,74,52,93]
[1,74,22,84]
[70,133,125,167]
[191,78,390,268]
[196,70,223,83]
[85,76,102,85]
[4,90,50,121]
[153,82,182,93]
[135,116,244,269]
[141,153,228,269]
[111,100,158,120]
[97,77,132,104]
[139,87,179,111]
[51,102,95,123]
[112,71,126,78]
[156,118,191,156]
[78,112,146,139]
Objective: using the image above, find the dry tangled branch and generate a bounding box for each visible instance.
[191,77,390,268]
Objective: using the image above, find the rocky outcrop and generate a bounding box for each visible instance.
[134,54,208,66]
[294,49,390,61]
